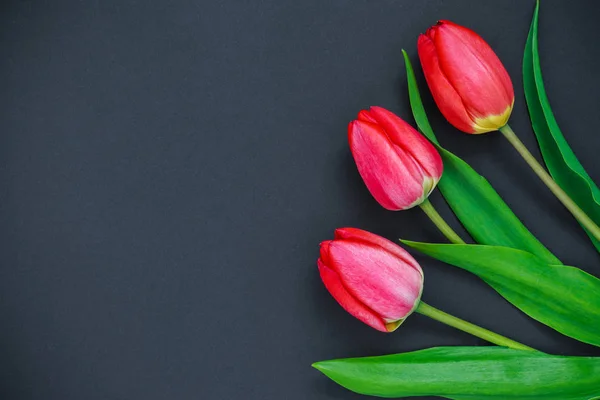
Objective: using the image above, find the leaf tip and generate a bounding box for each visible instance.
[311,361,328,373]
[402,49,411,66]
[399,239,417,246]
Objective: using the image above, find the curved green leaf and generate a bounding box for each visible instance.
[524,0,600,252]
[402,51,560,264]
[313,346,600,399]
[402,240,600,347]
[402,49,438,145]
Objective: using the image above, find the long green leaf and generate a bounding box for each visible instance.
[402,240,600,347]
[313,346,600,399]
[402,51,560,264]
[524,0,600,252]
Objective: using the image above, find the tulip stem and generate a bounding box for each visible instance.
[499,124,600,242]
[419,199,466,244]
[416,302,535,351]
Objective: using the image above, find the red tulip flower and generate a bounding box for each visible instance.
[318,228,424,332]
[348,106,443,211]
[418,20,514,134]
[417,21,600,246]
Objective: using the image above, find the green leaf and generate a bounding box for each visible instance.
[402,51,560,264]
[402,49,438,145]
[523,0,600,252]
[313,346,600,399]
[402,240,600,347]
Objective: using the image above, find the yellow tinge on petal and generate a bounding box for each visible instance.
[471,102,514,134]
[385,319,405,332]
[385,287,424,332]
[405,176,438,210]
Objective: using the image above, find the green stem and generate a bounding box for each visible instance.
[419,199,466,244]
[416,302,535,351]
[500,124,600,242]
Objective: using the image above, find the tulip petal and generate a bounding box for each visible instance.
[417,34,476,133]
[327,241,423,322]
[319,240,332,266]
[348,120,426,210]
[357,110,377,123]
[318,260,388,332]
[439,21,513,101]
[433,21,514,121]
[334,228,423,276]
[367,106,443,180]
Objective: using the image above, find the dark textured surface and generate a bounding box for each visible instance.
[1,0,599,399]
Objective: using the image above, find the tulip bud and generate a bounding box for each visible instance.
[348,106,443,211]
[418,20,514,134]
[318,228,424,332]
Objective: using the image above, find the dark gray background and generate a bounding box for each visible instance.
[1,0,599,399]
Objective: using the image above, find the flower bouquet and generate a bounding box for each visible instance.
[312,2,600,398]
